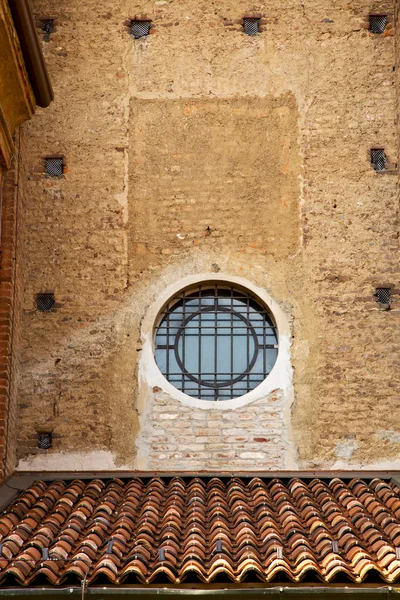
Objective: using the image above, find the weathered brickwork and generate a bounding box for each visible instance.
[15,0,400,471]
[137,391,287,471]
[0,0,41,481]
[0,167,11,479]
[0,131,27,480]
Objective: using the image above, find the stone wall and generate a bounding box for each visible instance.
[15,0,400,472]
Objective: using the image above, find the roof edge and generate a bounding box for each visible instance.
[7,0,53,108]
[0,586,396,597]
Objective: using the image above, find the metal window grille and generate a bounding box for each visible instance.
[243,18,260,36]
[369,15,387,34]
[36,293,55,312]
[371,149,386,171]
[154,285,278,401]
[130,20,151,39]
[376,288,391,305]
[38,432,52,450]
[40,19,54,40]
[45,157,64,177]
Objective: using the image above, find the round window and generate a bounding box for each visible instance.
[154,285,278,401]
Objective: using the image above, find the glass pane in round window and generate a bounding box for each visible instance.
[154,285,278,400]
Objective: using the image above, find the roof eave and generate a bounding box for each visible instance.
[7,0,53,108]
[0,588,396,598]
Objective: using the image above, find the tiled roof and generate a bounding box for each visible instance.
[0,476,400,586]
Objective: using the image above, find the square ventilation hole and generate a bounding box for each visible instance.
[243,17,260,36]
[131,20,151,39]
[369,15,387,34]
[376,287,391,306]
[38,432,52,450]
[370,148,386,171]
[36,293,55,312]
[45,157,64,177]
[40,19,54,40]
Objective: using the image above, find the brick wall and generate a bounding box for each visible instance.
[137,393,288,471]
[0,130,25,480]
[15,0,400,472]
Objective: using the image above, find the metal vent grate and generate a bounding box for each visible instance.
[40,19,54,40]
[38,432,52,450]
[243,18,260,36]
[376,288,391,305]
[371,148,386,171]
[369,15,387,33]
[36,293,55,312]
[130,20,151,39]
[45,157,64,177]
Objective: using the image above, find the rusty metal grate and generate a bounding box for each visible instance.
[36,293,55,312]
[45,157,64,177]
[376,288,391,305]
[243,18,260,36]
[369,15,387,34]
[38,432,52,450]
[371,148,386,171]
[130,20,151,39]
[155,285,278,400]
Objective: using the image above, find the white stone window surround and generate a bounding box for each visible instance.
[140,273,293,411]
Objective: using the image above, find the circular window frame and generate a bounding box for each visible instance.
[140,273,292,410]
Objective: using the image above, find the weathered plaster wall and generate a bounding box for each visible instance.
[130,96,300,266]
[15,0,400,471]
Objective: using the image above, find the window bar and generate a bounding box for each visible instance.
[198,285,202,399]
[214,286,218,400]
[166,301,170,384]
[182,290,186,395]
[230,287,234,399]
[263,312,267,378]
[246,296,250,393]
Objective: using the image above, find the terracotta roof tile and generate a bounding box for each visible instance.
[1,477,400,585]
